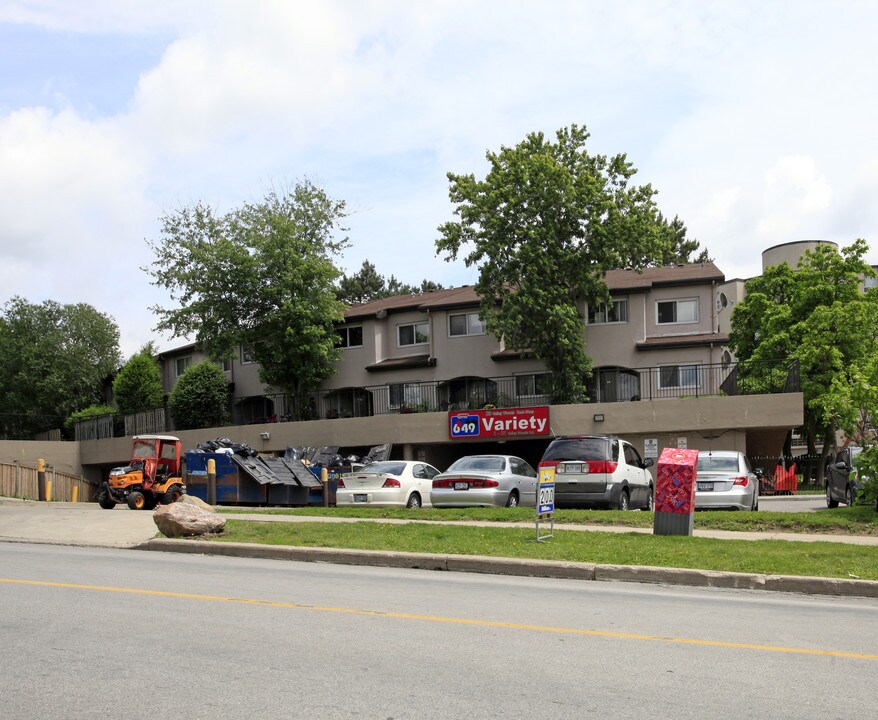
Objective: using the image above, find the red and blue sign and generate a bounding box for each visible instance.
[448,406,550,439]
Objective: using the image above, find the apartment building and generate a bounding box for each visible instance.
[150,261,801,471]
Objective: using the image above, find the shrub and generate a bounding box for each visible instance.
[168,362,230,430]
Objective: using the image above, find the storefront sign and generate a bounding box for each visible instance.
[448,406,550,439]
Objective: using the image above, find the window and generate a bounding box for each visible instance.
[336,326,363,348]
[657,298,699,324]
[389,383,425,408]
[623,443,644,468]
[174,356,191,378]
[398,322,429,346]
[659,364,700,389]
[240,345,256,364]
[516,373,548,397]
[865,275,878,290]
[217,358,231,373]
[449,312,486,337]
[588,298,629,324]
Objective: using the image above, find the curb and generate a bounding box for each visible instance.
[144,538,878,599]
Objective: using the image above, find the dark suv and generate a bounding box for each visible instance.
[825,446,863,508]
[538,435,654,510]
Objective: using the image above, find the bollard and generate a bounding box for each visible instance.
[207,458,217,506]
[37,459,47,501]
[72,485,79,504]
[321,467,329,507]
[46,479,52,502]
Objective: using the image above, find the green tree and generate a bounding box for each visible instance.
[113,342,164,415]
[729,239,878,457]
[656,214,710,266]
[146,180,349,418]
[337,260,445,304]
[436,124,676,401]
[0,297,120,434]
[168,361,230,430]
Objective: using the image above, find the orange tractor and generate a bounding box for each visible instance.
[99,435,186,510]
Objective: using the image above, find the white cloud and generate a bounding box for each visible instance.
[1,1,877,353]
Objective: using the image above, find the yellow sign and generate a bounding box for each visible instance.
[539,466,555,485]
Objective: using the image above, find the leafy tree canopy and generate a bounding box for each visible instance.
[655,213,710,266]
[113,342,164,415]
[146,180,349,417]
[436,124,682,401]
[168,361,230,431]
[338,260,445,304]
[729,239,878,455]
[0,297,120,433]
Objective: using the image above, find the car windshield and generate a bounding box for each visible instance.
[132,441,157,459]
[541,437,610,462]
[359,461,406,475]
[697,455,739,472]
[448,456,505,472]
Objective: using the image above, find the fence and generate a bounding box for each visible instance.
[750,454,826,494]
[0,461,96,502]
[74,414,116,441]
[124,408,171,436]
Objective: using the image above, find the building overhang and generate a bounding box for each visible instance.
[636,333,729,351]
[365,354,437,372]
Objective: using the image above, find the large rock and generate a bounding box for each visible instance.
[177,493,214,511]
[154,501,226,538]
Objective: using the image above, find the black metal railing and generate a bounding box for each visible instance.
[64,359,800,436]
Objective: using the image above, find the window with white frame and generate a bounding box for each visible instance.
[217,358,231,373]
[658,363,700,389]
[398,321,429,347]
[240,345,256,364]
[656,298,699,324]
[516,373,549,397]
[389,383,424,408]
[588,298,629,324]
[449,312,486,337]
[174,356,192,378]
[336,325,363,348]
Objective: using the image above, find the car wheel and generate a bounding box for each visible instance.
[826,484,839,508]
[645,486,654,512]
[845,486,855,507]
[127,491,146,510]
[506,491,519,508]
[751,490,759,512]
[617,489,630,511]
[98,493,115,510]
[406,493,422,509]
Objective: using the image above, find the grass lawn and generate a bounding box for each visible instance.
[209,518,878,581]
[216,504,878,535]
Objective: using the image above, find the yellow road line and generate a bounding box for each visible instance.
[3,577,876,660]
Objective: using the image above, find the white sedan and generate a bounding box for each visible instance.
[336,460,442,509]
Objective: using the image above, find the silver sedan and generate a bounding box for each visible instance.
[694,450,759,511]
[430,455,538,508]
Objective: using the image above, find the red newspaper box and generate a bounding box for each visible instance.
[654,447,699,536]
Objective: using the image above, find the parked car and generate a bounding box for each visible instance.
[538,435,654,510]
[694,450,759,511]
[336,460,441,508]
[431,455,538,508]
[825,446,864,508]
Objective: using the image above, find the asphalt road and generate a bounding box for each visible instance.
[1,543,876,719]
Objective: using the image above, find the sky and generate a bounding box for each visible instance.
[1,0,877,357]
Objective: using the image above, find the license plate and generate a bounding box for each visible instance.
[697,482,713,492]
[453,482,469,491]
[354,494,368,502]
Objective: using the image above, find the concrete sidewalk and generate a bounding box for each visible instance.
[2,497,878,598]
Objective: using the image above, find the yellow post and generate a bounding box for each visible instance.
[207,458,217,506]
[321,467,329,507]
[46,479,52,502]
[72,485,79,504]
[37,459,47,501]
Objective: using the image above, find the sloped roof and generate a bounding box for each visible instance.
[343,263,725,320]
[636,333,729,350]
